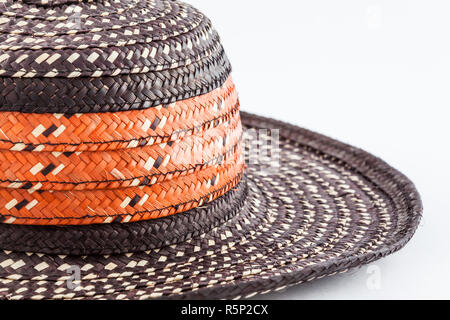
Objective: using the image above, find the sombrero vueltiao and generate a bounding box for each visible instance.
[0,0,422,300]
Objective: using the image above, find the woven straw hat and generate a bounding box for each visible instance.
[0,0,422,300]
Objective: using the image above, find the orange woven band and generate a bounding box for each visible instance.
[0,77,245,226]
[0,78,238,152]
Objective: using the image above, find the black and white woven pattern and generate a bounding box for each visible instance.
[0,113,422,300]
[0,0,231,113]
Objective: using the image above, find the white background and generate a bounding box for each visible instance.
[190,0,450,300]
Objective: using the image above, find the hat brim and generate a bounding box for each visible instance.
[0,111,422,300]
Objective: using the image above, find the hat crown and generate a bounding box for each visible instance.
[0,0,230,114]
[0,0,241,231]
[0,0,216,78]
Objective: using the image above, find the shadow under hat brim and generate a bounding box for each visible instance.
[0,112,422,300]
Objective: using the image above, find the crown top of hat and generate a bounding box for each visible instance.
[0,0,220,79]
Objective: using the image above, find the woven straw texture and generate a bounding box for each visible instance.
[0,77,238,152]
[0,0,422,300]
[0,113,423,300]
[0,177,249,255]
[0,76,244,225]
[0,0,230,113]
